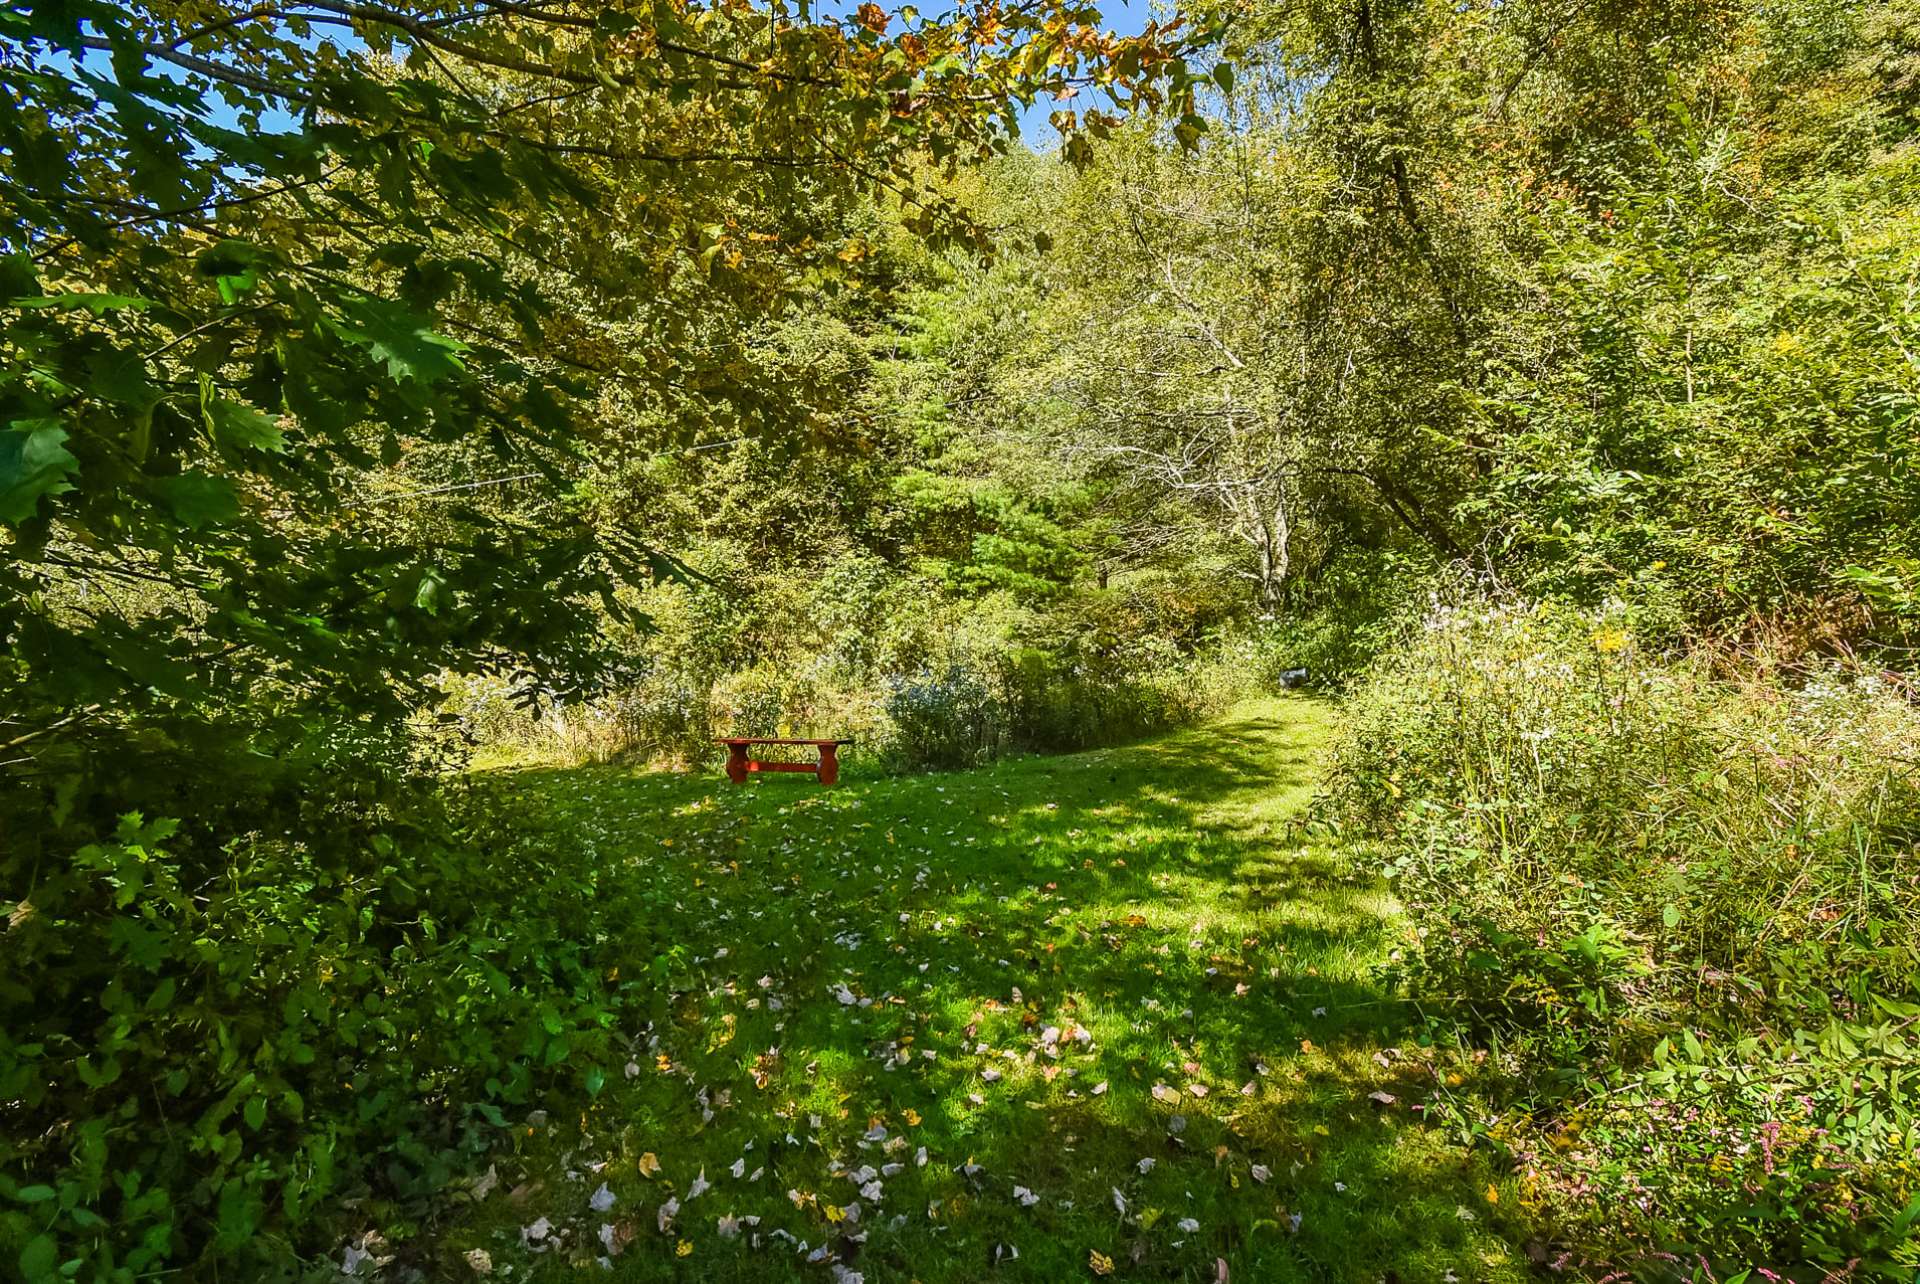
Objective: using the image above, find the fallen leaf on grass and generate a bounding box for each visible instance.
[1090,1249,1114,1276]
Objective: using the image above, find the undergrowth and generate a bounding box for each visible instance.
[1323,594,1920,1278]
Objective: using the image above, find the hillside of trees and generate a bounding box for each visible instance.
[3,1,1918,1280]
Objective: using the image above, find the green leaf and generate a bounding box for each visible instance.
[0,420,80,522]
[151,472,240,528]
[244,1095,267,1130]
[1212,62,1235,93]
[330,295,468,383]
[414,570,448,615]
[12,1185,55,1204]
[1172,113,1207,152]
[18,1234,56,1281]
[207,397,286,453]
[214,1181,263,1249]
[1661,903,1680,928]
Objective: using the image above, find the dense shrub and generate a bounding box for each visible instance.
[1238,550,1429,688]
[1323,595,1920,1276]
[0,772,660,1280]
[451,567,1261,772]
[885,658,1013,769]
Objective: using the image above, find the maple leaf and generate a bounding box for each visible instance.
[328,295,468,384]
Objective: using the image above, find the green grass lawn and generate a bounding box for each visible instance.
[440,698,1533,1281]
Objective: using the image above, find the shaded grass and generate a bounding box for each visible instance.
[436,697,1533,1281]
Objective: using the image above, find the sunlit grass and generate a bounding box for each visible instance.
[441,698,1532,1281]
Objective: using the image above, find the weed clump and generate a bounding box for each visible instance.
[1325,594,1920,1275]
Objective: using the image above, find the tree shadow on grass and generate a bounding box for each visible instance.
[443,699,1535,1283]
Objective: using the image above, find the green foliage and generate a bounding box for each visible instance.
[1246,549,1430,688]
[0,799,674,1279]
[1479,96,1920,645]
[1324,595,1920,1273]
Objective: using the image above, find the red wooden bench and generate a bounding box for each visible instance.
[716,737,853,786]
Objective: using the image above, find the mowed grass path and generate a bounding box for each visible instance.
[447,698,1531,1281]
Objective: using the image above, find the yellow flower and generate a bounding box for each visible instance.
[675,1240,693,1257]
[1592,628,1629,653]
[1089,1249,1115,1276]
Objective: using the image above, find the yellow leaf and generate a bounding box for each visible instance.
[637,1152,660,1178]
[1089,1249,1115,1276]
[675,1239,693,1257]
[824,1203,846,1223]
[903,1109,922,1126]
[1485,1183,1499,1204]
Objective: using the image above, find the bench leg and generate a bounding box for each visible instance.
[725,743,749,785]
[818,744,839,786]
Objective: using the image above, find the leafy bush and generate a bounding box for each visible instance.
[1244,550,1429,688]
[1324,594,1920,1275]
[455,570,1259,773]
[885,659,1013,770]
[0,788,662,1280]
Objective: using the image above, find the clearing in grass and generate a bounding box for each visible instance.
[438,697,1532,1281]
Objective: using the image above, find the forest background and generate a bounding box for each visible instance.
[4,0,1920,1279]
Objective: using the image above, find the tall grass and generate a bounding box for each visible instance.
[1324,594,1920,1276]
